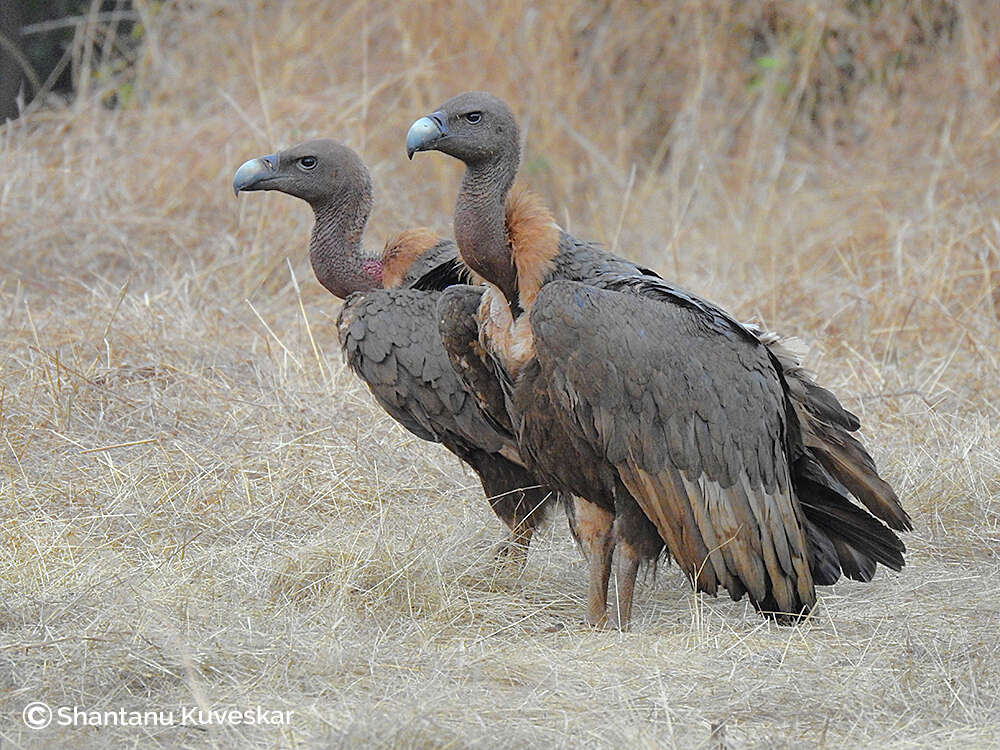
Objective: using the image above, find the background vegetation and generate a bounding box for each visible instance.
[1,1,998,747]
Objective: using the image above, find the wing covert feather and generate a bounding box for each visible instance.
[437,285,517,436]
[337,288,510,455]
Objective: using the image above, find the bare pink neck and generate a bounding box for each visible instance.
[309,195,383,298]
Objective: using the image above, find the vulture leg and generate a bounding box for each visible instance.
[486,482,546,572]
[610,493,663,630]
[570,498,615,627]
[587,532,614,628]
[611,543,642,631]
[466,447,553,572]
[493,522,533,569]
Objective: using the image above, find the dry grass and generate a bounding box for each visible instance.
[1,1,998,747]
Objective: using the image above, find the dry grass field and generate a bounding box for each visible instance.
[1,1,999,747]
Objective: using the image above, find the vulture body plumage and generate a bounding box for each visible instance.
[407,93,911,627]
[233,139,557,561]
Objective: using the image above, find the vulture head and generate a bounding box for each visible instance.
[233,139,380,298]
[406,92,525,308]
[406,91,520,171]
[233,139,371,208]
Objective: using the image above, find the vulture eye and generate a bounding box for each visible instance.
[298,156,318,170]
[464,112,482,124]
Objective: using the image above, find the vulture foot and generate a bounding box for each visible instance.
[585,612,610,630]
[492,527,533,573]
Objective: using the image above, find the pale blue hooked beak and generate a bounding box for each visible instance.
[405,113,447,159]
[232,153,278,196]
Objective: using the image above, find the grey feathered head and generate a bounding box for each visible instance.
[406,91,520,169]
[233,139,371,207]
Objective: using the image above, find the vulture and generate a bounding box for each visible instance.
[232,139,559,563]
[406,93,911,628]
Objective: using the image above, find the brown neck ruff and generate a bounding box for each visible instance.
[475,187,561,375]
[381,228,442,289]
[504,186,560,310]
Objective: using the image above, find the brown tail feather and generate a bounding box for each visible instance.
[808,421,912,531]
[795,455,906,576]
[832,538,878,582]
[802,519,842,586]
[755,327,912,533]
[753,329,859,431]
